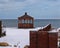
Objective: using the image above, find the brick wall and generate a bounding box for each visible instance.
[37,31,48,48]
[49,33,58,48]
[30,31,37,48]
[30,31,58,48]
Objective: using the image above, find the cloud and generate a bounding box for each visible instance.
[11,0,26,2]
[48,0,57,1]
[0,0,26,3]
[23,0,60,19]
[0,0,60,19]
[0,0,9,4]
[0,0,36,11]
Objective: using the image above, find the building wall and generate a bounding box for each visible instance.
[30,31,58,48]
[18,23,33,28]
[30,31,37,48]
[49,33,58,48]
[37,31,48,48]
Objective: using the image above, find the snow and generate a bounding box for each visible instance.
[57,28,60,36]
[0,27,58,48]
[57,28,60,31]
[0,27,42,48]
[0,28,30,48]
[48,29,58,33]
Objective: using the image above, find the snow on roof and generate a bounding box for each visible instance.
[57,28,60,32]
[48,29,58,33]
[57,28,60,37]
[43,24,51,28]
[29,27,44,31]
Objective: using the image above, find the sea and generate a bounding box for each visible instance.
[1,19,60,28]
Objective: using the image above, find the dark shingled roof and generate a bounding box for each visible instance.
[18,12,34,20]
[38,24,51,31]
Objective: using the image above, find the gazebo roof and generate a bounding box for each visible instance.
[18,12,34,20]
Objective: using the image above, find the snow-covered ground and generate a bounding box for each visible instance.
[0,27,59,48]
[0,27,42,48]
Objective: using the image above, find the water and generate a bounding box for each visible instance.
[1,19,60,28]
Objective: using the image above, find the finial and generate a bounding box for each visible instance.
[25,12,27,15]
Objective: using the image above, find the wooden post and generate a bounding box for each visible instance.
[0,21,2,37]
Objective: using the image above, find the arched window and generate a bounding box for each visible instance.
[30,19,32,24]
[22,19,24,23]
[27,20,30,24]
[25,20,28,24]
[28,19,32,24]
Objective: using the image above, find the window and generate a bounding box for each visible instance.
[22,19,24,23]
[29,19,32,24]
[25,20,28,23]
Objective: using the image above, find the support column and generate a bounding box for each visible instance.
[0,21,2,37]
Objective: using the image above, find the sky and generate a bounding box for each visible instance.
[0,0,60,19]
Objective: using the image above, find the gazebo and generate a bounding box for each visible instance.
[18,12,34,28]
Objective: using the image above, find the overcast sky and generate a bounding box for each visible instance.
[0,0,60,19]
